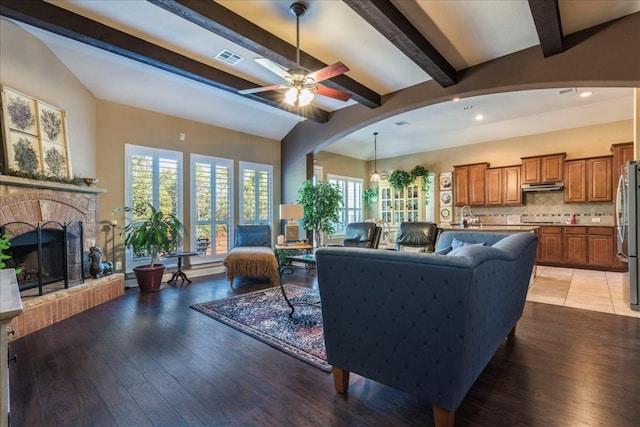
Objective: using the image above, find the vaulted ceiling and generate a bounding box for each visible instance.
[1,0,639,160]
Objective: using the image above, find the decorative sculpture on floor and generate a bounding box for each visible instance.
[89,246,113,278]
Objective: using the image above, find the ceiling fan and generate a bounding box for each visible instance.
[238,2,352,108]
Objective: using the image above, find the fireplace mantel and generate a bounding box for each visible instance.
[0,174,106,194]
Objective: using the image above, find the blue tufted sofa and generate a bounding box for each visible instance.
[315,231,538,427]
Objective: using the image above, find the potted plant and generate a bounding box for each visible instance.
[297,180,343,248]
[410,165,431,204]
[0,233,12,269]
[114,202,185,292]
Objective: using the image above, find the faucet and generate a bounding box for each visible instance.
[460,205,473,225]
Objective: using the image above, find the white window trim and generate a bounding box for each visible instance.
[124,144,183,272]
[190,153,234,264]
[327,173,364,237]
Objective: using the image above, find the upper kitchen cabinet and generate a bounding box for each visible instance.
[565,156,612,203]
[485,165,522,206]
[454,163,488,206]
[521,153,566,184]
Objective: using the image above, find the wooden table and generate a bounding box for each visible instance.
[164,252,198,285]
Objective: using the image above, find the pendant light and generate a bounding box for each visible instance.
[370,132,381,182]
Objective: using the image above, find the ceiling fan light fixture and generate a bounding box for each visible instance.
[284,87,315,107]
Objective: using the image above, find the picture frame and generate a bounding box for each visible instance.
[439,172,452,190]
[1,86,72,178]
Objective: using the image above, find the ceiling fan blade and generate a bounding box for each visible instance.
[238,84,286,95]
[255,58,293,80]
[315,85,352,102]
[306,62,350,83]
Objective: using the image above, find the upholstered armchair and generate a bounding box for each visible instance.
[394,221,439,252]
[333,222,382,249]
[223,225,278,287]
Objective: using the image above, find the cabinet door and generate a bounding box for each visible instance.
[539,227,563,263]
[485,168,502,205]
[588,227,614,267]
[564,160,587,203]
[468,163,487,206]
[379,185,393,224]
[502,166,522,205]
[453,166,469,206]
[587,157,612,202]
[521,157,541,184]
[541,154,564,183]
[564,227,588,266]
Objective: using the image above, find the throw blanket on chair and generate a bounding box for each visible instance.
[223,246,278,285]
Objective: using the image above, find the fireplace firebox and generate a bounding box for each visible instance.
[1,221,84,295]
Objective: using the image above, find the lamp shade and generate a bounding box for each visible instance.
[279,204,304,220]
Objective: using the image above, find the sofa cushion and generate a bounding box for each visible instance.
[447,245,509,264]
[451,237,486,249]
[397,245,426,253]
[434,246,452,255]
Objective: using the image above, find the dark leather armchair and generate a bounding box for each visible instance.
[395,221,439,252]
[338,222,382,249]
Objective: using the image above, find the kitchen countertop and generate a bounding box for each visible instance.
[0,268,23,321]
[439,224,541,231]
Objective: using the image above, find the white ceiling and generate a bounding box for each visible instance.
[9,0,640,161]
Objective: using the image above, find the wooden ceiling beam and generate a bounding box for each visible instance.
[343,0,457,88]
[147,0,382,109]
[528,0,564,57]
[0,0,329,123]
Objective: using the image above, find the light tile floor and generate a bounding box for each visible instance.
[527,265,640,318]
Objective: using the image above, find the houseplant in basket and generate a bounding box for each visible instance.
[114,202,185,292]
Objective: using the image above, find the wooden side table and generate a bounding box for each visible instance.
[164,252,198,285]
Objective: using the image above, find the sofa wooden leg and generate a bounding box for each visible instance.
[508,324,517,337]
[433,405,455,427]
[332,366,349,394]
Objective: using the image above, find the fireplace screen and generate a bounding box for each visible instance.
[1,220,84,295]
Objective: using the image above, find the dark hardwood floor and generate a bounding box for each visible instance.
[9,269,640,427]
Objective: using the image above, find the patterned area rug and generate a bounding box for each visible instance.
[191,285,330,372]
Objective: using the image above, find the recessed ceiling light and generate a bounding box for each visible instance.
[580,91,594,98]
[475,114,484,121]
[453,97,460,102]
[463,105,473,110]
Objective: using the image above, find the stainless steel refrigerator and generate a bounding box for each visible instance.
[616,160,639,311]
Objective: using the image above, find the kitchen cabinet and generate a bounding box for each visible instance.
[521,153,565,184]
[588,227,615,267]
[485,165,522,206]
[564,156,612,203]
[454,163,488,206]
[378,177,425,226]
[564,227,588,266]
[536,226,622,270]
[538,226,563,264]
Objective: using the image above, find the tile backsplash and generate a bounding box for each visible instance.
[459,191,614,225]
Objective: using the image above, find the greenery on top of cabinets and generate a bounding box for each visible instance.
[363,187,379,205]
[387,165,431,204]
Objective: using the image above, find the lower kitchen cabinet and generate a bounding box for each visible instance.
[588,227,615,267]
[537,226,621,271]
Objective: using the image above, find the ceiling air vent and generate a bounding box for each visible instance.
[215,49,243,65]
[394,120,410,127]
[558,88,576,95]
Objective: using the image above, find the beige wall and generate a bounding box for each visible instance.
[0,19,96,178]
[96,100,281,245]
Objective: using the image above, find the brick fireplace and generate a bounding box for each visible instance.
[1,174,124,339]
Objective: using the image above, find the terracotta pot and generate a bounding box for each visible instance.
[133,264,165,292]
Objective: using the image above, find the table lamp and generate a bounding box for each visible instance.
[279,204,304,242]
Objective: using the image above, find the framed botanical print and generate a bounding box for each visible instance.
[1,85,72,178]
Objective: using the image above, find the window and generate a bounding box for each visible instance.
[328,174,363,235]
[125,144,183,270]
[239,161,273,225]
[191,154,233,262]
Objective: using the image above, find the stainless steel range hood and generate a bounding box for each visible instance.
[522,182,564,192]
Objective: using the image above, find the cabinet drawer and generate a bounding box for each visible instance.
[540,226,562,234]
[564,226,587,235]
[589,226,613,236]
